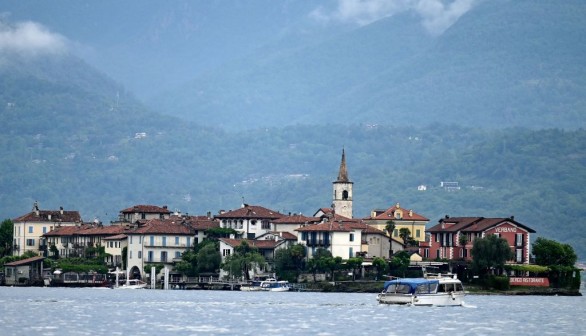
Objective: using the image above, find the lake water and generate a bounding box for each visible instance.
[1,287,584,336]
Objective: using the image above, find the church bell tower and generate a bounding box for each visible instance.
[333,149,353,218]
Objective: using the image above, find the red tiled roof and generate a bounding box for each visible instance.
[43,225,127,237]
[273,214,321,224]
[14,209,82,223]
[363,203,428,221]
[428,217,536,233]
[120,205,171,214]
[215,205,284,220]
[131,219,193,235]
[5,256,45,266]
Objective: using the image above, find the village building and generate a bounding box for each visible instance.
[12,202,82,257]
[125,214,219,280]
[115,204,172,224]
[363,203,429,244]
[215,204,284,239]
[271,214,321,236]
[218,232,296,279]
[422,216,536,264]
[43,224,126,259]
[3,256,45,286]
[102,234,127,268]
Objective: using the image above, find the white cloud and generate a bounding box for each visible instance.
[310,0,478,35]
[0,21,67,55]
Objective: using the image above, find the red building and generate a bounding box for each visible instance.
[422,216,536,264]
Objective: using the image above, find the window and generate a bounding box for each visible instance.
[150,236,154,246]
[416,229,421,238]
[516,249,523,263]
[301,232,307,241]
[342,190,349,200]
[261,220,270,230]
[26,239,35,246]
[148,251,154,262]
[516,233,524,247]
[43,227,47,234]
[138,251,142,259]
[251,220,257,226]
[6,268,12,277]
[129,251,133,259]
[175,237,179,245]
[187,237,191,247]
[161,251,167,262]
[494,233,500,238]
[175,251,181,259]
[349,233,354,242]
[349,247,353,258]
[28,226,33,233]
[222,249,231,257]
[162,237,167,247]
[393,229,398,237]
[130,236,133,244]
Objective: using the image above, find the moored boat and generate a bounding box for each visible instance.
[114,279,148,289]
[376,273,465,306]
[259,278,290,292]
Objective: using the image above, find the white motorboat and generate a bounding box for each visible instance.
[259,278,290,292]
[376,273,465,306]
[114,279,148,289]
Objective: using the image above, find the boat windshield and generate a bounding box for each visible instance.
[415,282,438,294]
[385,283,412,294]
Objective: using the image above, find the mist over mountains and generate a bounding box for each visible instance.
[1,1,585,257]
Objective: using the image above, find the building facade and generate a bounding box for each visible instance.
[363,203,429,244]
[12,202,82,257]
[423,216,535,264]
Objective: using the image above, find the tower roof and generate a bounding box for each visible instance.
[336,149,350,182]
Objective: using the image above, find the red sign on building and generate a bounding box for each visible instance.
[509,277,550,287]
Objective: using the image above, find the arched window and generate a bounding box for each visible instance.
[342,190,349,200]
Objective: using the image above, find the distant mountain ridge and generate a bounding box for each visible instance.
[150,0,586,130]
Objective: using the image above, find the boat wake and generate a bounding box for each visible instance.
[461,302,477,308]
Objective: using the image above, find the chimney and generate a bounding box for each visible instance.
[60,206,64,215]
[48,214,52,221]
[207,211,211,219]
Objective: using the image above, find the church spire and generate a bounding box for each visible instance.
[337,148,349,182]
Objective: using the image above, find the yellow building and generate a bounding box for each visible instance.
[363,203,429,244]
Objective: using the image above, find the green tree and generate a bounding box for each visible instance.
[274,244,306,280]
[204,227,237,241]
[197,243,221,273]
[175,250,198,276]
[399,228,411,245]
[532,237,577,267]
[0,219,13,257]
[471,234,514,275]
[385,220,396,256]
[345,257,364,281]
[221,241,265,280]
[372,257,388,280]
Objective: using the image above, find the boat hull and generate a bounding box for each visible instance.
[377,292,465,306]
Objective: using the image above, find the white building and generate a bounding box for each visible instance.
[13,202,82,257]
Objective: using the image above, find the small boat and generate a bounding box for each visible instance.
[376,273,465,306]
[259,278,290,292]
[114,279,148,289]
[240,280,262,291]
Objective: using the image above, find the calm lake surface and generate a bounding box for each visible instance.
[1,287,584,336]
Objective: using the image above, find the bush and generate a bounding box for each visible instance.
[489,276,510,290]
